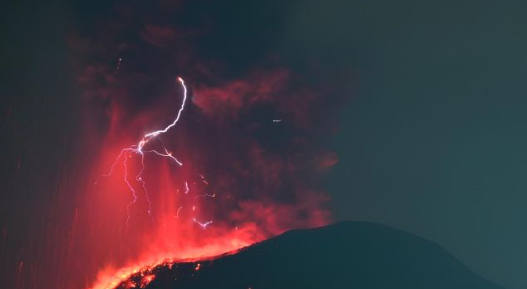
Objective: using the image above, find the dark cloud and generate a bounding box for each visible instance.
[64,1,348,288]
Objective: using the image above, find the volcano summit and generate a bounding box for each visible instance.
[111,222,502,289]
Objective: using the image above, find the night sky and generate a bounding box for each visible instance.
[1,1,527,289]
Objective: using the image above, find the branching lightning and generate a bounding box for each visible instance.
[192,218,213,229]
[102,77,213,228]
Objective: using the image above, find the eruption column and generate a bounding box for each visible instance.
[103,77,204,225]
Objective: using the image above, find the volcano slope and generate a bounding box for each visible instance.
[116,222,503,289]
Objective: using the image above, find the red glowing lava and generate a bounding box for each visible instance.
[88,215,267,289]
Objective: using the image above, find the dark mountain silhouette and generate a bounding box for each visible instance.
[118,222,504,289]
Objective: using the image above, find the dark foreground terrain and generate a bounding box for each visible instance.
[117,222,503,289]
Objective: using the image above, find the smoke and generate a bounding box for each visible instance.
[58,1,348,288]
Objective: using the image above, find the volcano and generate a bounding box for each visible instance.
[113,222,503,289]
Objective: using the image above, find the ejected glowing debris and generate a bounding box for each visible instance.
[139,274,155,288]
[175,206,183,219]
[116,58,122,70]
[194,192,216,199]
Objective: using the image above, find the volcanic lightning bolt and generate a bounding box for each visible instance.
[102,77,213,227]
[83,65,333,289]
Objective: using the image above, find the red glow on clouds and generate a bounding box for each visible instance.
[59,3,345,287]
[192,69,290,117]
[0,2,351,289]
[74,69,334,289]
